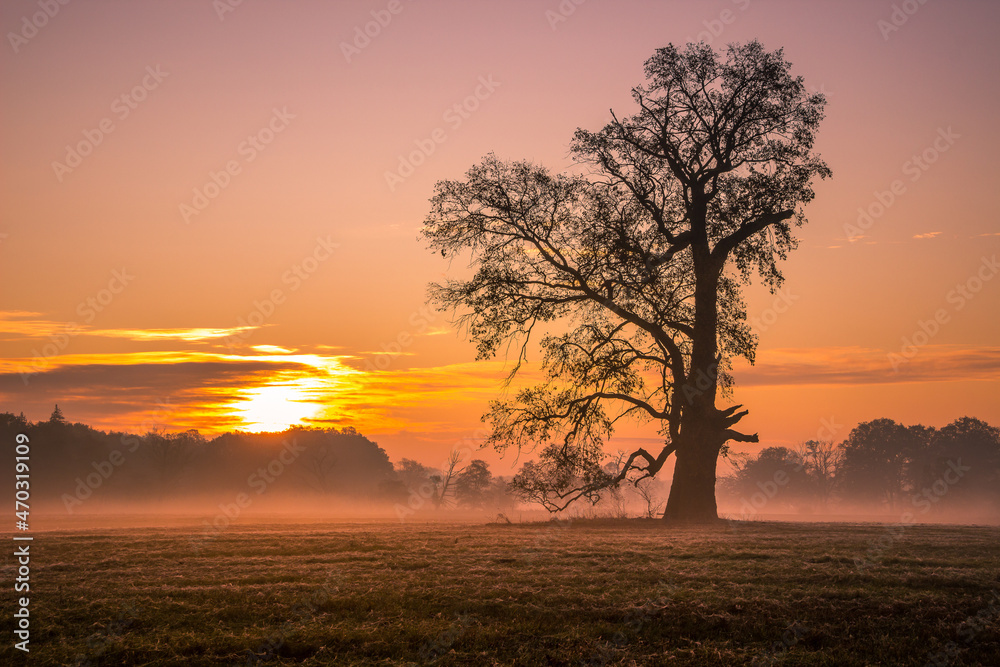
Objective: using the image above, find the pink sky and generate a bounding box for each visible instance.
[1,0,998,472]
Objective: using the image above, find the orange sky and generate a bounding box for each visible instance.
[2,0,998,473]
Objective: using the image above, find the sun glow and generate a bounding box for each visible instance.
[232,382,324,433]
[226,354,361,433]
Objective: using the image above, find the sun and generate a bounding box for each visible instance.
[232,382,323,433]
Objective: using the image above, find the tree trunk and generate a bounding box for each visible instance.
[662,427,724,523]
[661,195,729,524]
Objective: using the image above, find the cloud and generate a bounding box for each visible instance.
[913,231,942,239]
[0,351,357,434]
[3,343,996,438]
[91,327,258,341]
[252,344,295,354]
[0,312,258,343]
[732,345,1000,386]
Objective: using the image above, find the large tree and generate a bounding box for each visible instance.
[422,41,829,522]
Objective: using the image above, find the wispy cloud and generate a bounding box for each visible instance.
[913,231,942,239]
[3,343,997,438]
[252,344,295,354]
[0,312,258,343]
[733,345,1000,386]
[91,326,257,341]
[0,350,358,434]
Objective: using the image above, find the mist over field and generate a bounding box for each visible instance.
[7,411,999,530]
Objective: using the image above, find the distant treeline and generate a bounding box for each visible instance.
[0,407,514,515]
[5,408,997,519]
[720,417,1000,518]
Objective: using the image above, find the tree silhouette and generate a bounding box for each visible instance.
[916,417,1000,509]
[49,404,66,423]
[723,446,811,512]
[798,439,842,507]
[143,428,203,496]
[423,41,829,522]
[454,459,493,509]
[837,419,927,509]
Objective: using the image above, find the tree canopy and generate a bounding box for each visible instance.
[423,40,830,521]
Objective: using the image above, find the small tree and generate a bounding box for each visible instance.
[430,450,467,509]
[454,459,493,509]
[798,440,842,507]
[634,477,666,519]
[49,404,66,423]
[723,446,811,513]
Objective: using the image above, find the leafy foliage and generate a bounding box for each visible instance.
[423,41,829,513]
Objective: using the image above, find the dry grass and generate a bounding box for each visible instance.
[4,519,999,665]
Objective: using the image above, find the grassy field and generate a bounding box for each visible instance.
[4,518,999,666]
